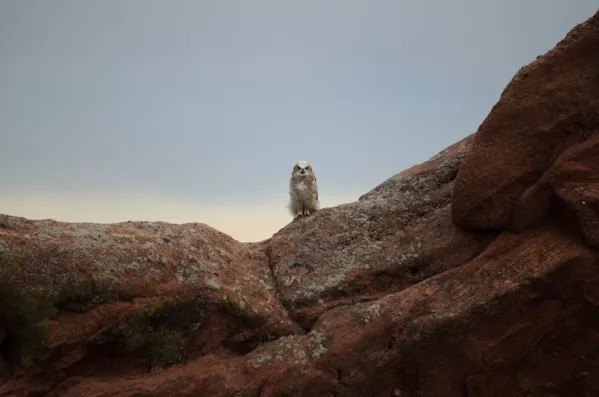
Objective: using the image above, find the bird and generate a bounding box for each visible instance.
[288,160,320,219]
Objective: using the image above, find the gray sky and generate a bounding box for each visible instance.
[1,1,597,241]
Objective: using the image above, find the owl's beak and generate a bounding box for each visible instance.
[300,169,305,174]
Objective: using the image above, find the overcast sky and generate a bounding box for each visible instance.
[1,1,597,241]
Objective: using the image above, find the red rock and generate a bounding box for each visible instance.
[451,8,599,238]
[2,8,599,397]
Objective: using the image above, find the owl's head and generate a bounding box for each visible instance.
[292,160,314,176]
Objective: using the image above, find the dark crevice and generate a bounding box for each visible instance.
[288,261,314,271]
[223,332,279,356]
[326,296,380,311]
[255,382,265,397]
[264,243,275,277]
[388,336,396,350]
[403,361,419,396]
[263,242,303,332]
[0,336,15,376]
[408,263,428,277]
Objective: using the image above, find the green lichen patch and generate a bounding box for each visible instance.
[112,298,209,369]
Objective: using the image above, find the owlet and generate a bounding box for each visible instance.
[288,160,320,219]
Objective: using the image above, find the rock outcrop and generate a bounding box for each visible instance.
[451,9,599,243]
[2,9,599,397]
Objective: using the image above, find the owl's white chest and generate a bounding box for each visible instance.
[295,182,309,193]
[291,179,314,201]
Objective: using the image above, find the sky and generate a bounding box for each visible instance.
[1,1,597,242]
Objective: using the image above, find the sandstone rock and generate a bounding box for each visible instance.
[2,8,599,397]
[451,8,599,241]
[0,218,300,394]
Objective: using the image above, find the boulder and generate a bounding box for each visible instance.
[451,9,599,247]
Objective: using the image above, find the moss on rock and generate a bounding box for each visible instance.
[148,327,186,368]
[0,267,56,367]
[55,278,121,312]
[113,298,208,369]
[0,261,121,368]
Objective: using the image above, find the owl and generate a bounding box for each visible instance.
[288,160,319,219]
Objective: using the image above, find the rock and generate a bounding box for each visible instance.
[2,8,599,397]
[268,135,496,329]
[451,8,599,240]
[549,132,599,247]
[0,218,300,394]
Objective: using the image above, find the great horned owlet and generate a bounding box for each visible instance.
[288,160,319,219]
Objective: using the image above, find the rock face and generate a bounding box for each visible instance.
[2,9,599,397]
[451,9,599,244]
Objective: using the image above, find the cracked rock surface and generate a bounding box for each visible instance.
[2,8,599,397]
